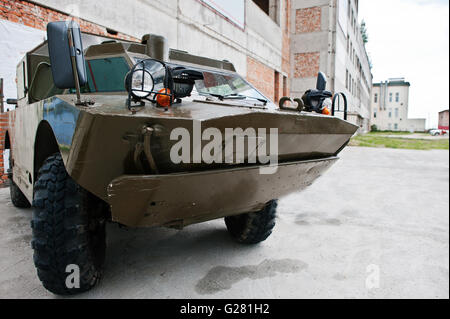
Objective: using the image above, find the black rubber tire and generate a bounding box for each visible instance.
[31,153,106,295]
[9,179,31,208]
[225,200,278,245]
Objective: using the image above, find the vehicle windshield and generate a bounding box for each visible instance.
[86,56,269,104]
[86,57,130,92]
[193,72,268,102]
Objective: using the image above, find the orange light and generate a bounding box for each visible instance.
[156,88,172,107]
[322,107,331,116]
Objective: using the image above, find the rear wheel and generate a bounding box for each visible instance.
[9,179,31,208]
[31,153,106,295]
[8,155,31,208]
[225,200,278,245]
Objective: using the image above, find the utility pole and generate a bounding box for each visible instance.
[0,78,4,113]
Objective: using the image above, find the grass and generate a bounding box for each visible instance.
[350,133,449,150]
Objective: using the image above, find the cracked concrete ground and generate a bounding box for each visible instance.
[0,147,448,299]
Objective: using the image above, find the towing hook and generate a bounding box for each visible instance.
[141,126,159,174]
[279,97,304,112]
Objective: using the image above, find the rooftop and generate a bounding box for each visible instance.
[373,78,411,87]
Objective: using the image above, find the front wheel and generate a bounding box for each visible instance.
[31,153,107,295]
[225,200,278,245]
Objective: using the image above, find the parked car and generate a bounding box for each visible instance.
[429,129,449,136]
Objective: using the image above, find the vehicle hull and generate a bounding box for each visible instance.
[6,94,358,228]
[107,157,338,227]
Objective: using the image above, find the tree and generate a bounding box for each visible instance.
[360,20,369,44]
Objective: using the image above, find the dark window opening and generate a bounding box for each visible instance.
[254,0,270,15]
[106,28,118,36]
[274,71,280,103]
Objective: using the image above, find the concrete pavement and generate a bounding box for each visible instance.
[0,147,448,299]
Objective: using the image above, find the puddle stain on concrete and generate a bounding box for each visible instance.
[294,217,343,226]
[195,259,308,295]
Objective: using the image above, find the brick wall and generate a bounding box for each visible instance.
[246,0,291,104]
[246,56,276,102]
[293,6,322,82]
[0,0,139,187]
[281,0,291,95]
[0,0,138,41]
[294,52,320,78]
[295,6,321,34]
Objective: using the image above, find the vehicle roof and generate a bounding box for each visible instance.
[26,32,236,73]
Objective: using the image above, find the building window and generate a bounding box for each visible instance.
[394,123,398,130]
[253,0,270,15]
[345,70,349,89]
[374,93,378,103]
[389,108,392,118]
[374,111,377,118]
[395,92,399,102]
[349,74,352,93]
[389,93,393,102]
[395,108,399,117]
[253,0,280,24]
[388,123,392,130]
[283,75,288,97]
[274,71,280,103]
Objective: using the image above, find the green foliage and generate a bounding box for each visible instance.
[370,124,378,132]
[360,20,369,44]
[350,133,449,150]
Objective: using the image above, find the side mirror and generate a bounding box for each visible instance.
[47,21,87,89]
[316,72,327,91]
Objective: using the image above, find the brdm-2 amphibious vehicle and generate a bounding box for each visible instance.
[3,21,358,295]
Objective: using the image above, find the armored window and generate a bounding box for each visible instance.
[29,62,64,103]
[86,57,130,93]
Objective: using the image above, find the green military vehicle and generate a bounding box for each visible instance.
[4,21,357,295]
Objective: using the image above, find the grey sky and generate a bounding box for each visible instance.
[359,0,449,128]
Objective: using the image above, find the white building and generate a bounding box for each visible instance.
[371,78,426,132]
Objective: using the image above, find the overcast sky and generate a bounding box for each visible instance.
[359,0,449,128]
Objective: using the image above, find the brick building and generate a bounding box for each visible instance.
[0,0,372,185]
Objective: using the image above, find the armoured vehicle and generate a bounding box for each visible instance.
[4,21,357,295]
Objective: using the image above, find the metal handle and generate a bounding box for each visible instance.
[332,93,348,121]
